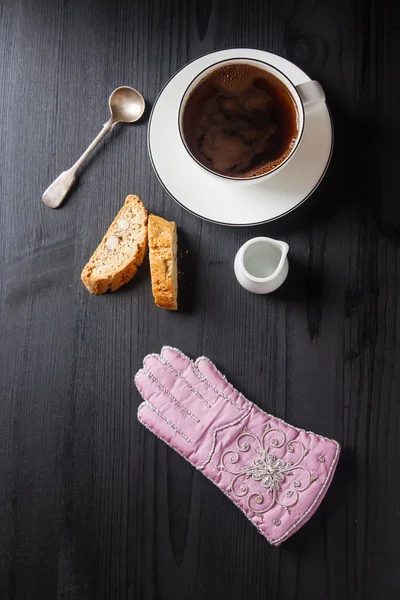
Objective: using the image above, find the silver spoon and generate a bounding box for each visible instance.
[42,86,145,208]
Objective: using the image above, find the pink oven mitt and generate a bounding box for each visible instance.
[135,346,340,546]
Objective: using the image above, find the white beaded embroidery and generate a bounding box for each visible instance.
[157,351,211,408]
[219,423,318,520]
[142,368,200,422]
[139,401,192,443]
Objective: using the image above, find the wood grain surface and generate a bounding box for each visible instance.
[1,0,400,598]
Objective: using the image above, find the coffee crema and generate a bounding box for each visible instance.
[182,63,299,178]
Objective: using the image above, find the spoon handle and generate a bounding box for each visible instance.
[42,118,115,209]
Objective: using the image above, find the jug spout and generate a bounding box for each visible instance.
[274,240,289,259]
[273,240,289,275]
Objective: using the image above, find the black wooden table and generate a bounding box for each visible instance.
[1,0,400,598]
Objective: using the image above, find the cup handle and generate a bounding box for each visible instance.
[296,80,326,115]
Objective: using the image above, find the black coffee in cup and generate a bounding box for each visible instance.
[181,63,299,178]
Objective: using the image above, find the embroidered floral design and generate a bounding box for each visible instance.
[218,423,318,520]
[246,451,288,492]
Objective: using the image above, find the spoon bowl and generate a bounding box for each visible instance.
[109,86,145,123]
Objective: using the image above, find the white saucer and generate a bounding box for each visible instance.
[148,49,333,226]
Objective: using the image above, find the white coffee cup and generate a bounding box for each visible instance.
[178,57,325,184]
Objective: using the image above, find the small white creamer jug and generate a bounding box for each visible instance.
[234,237,289,294]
